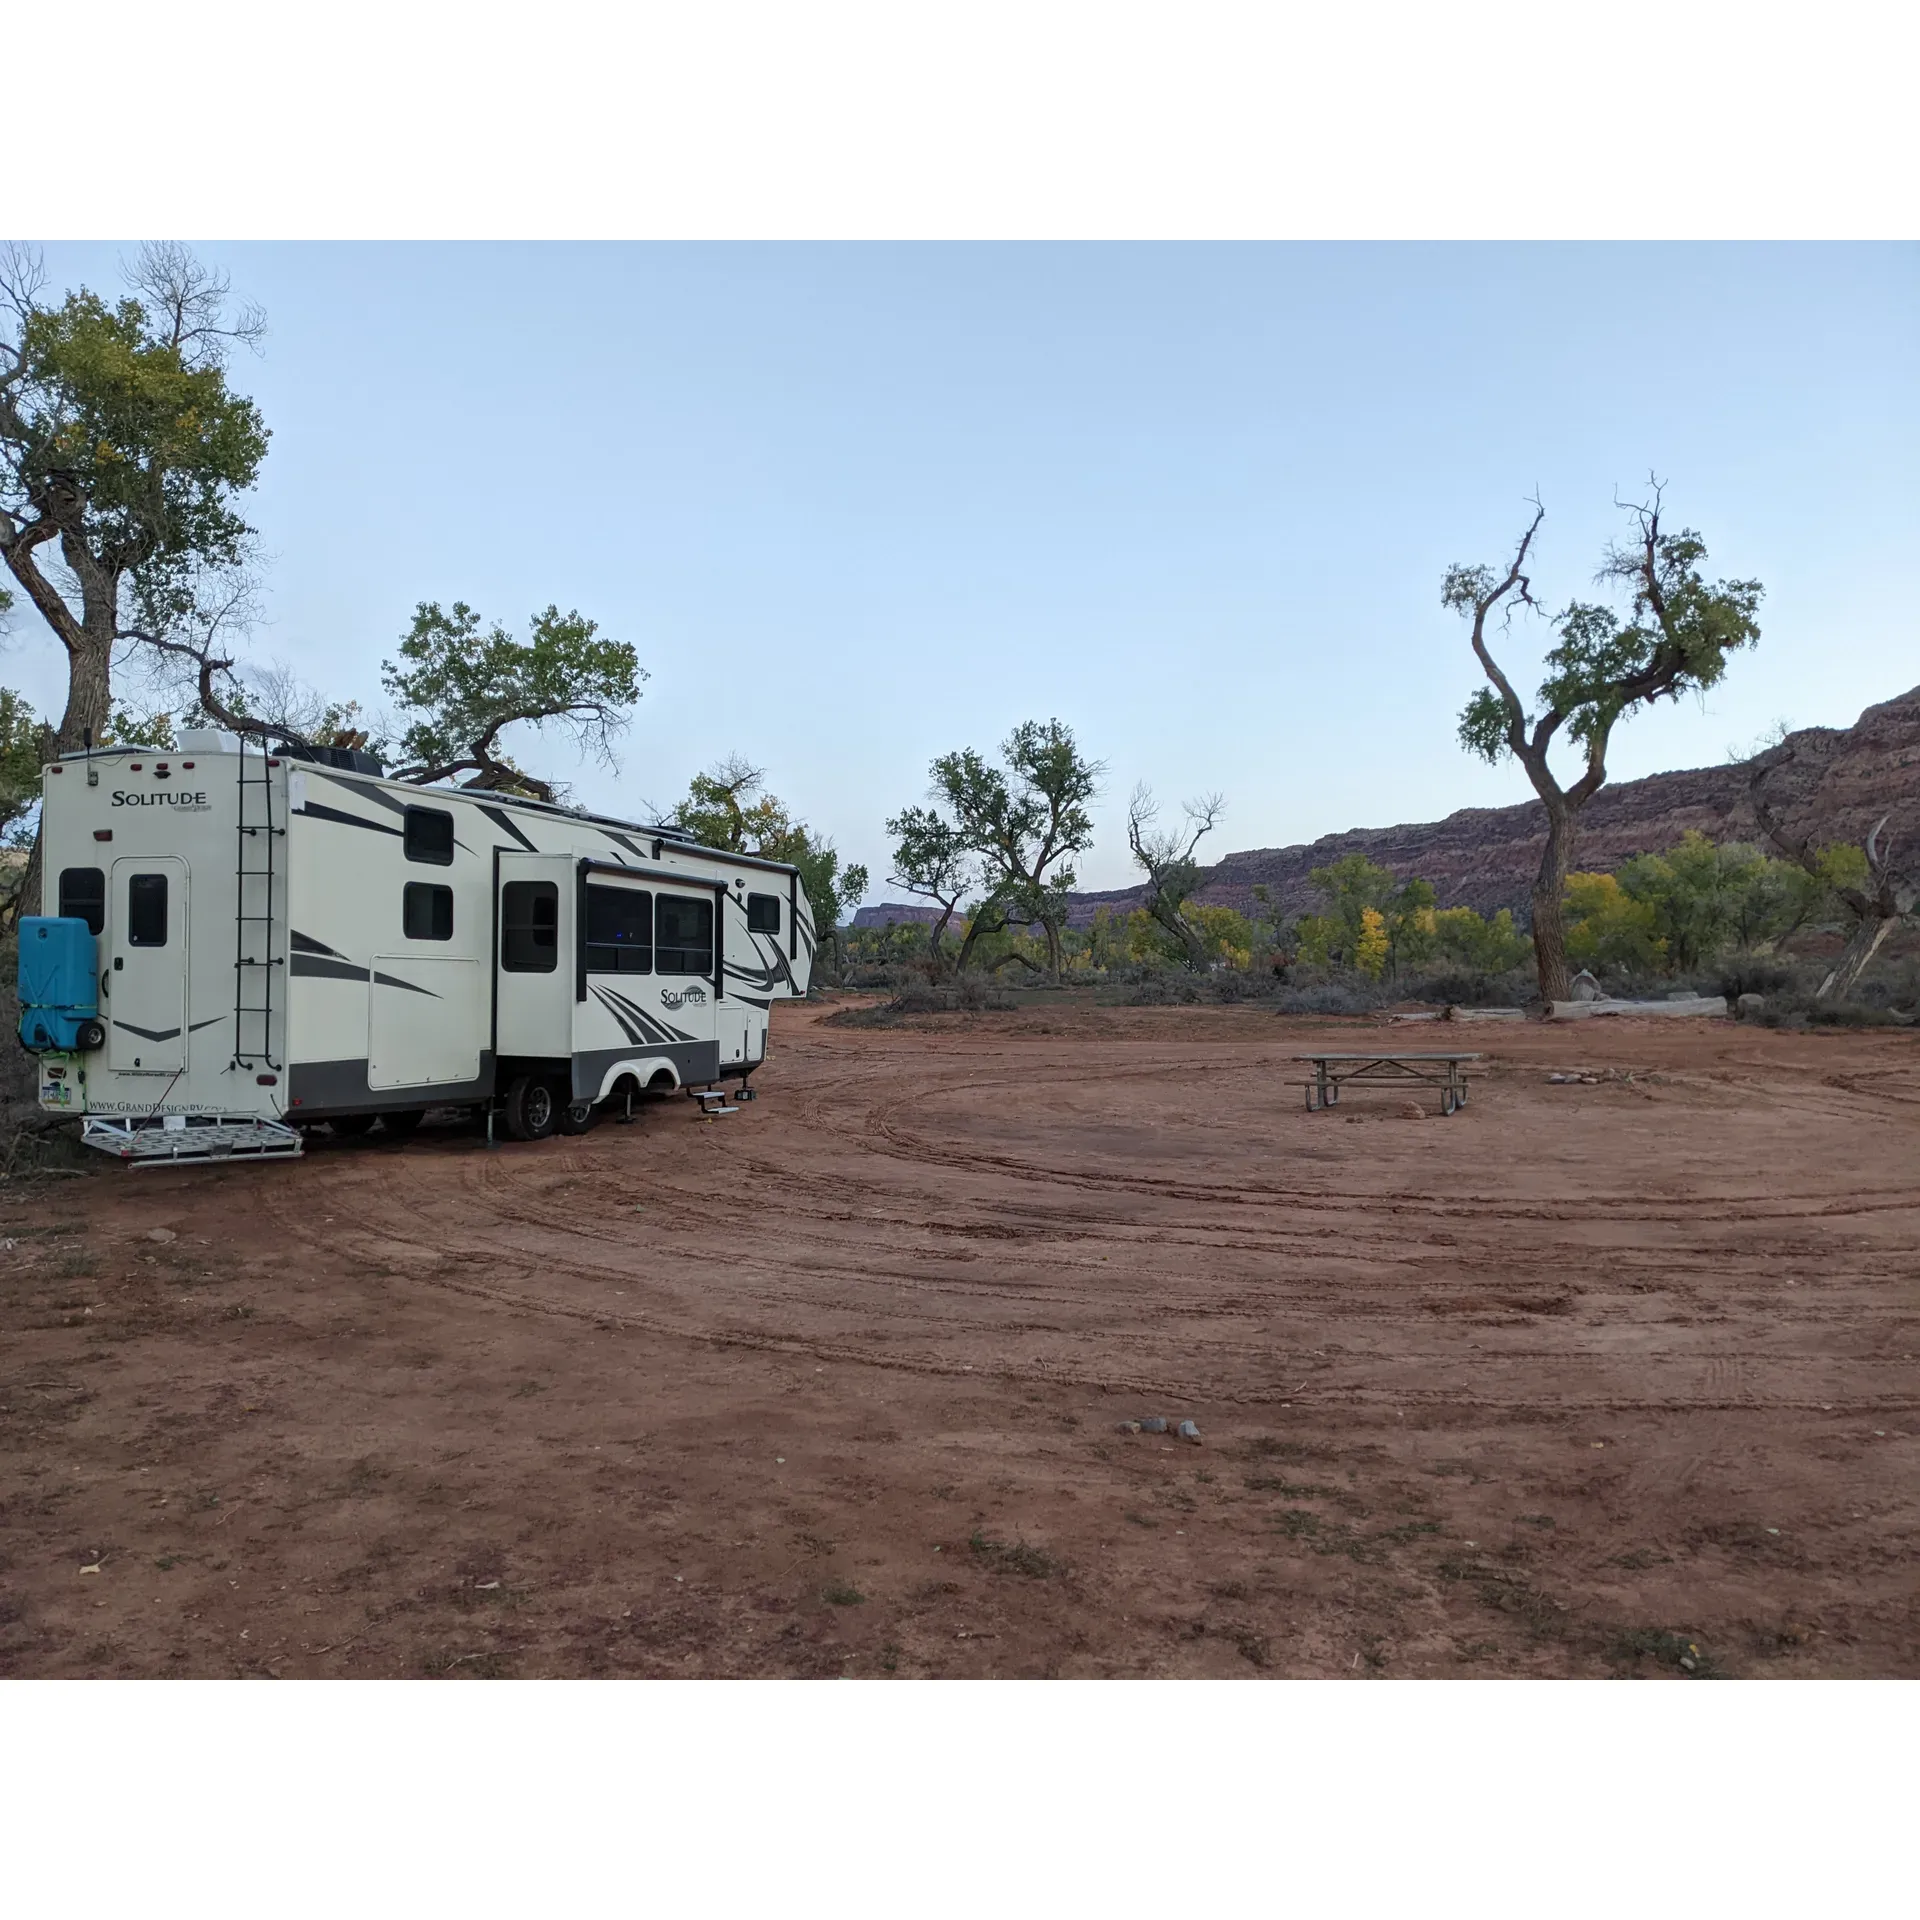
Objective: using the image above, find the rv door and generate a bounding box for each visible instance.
[496,854,574,1063]
[106,857,189,1073]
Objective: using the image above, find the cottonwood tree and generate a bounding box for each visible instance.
[140,590,642,809]
[885,804,977,966]
[928,719,1102,981]
[668,756,868,956]
[1750,745,1915,999]
[381,601,643,802]
[1126,783,1224,971]
[1449,485,1763,1002]
[0,242,269,909]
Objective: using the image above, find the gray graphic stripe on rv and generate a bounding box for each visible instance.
[593,985,696,1046]
[479,804,538,852]
[588,986,680,1047]
[318,778,474,853]
[107,1016,227,1040]
[603,987,699,1046]
[589,987,650,1046]
[289,952,442,997]
[296,800,401,838]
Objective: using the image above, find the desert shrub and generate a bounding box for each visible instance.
[1129,974,1200,1006]
[1716,958,1798,1001]
[1401,967,1535,1008]
[1276,982,1372,1016]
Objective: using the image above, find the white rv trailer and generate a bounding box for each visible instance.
[30,731,815,1162]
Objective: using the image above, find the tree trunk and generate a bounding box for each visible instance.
[926,903,957,974]
[17,570,119,920]
[1043,916,1062,982]
[1530,801,1577,1005]
[1817,913,1894,1001]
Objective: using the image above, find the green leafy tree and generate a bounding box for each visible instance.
[884,804,977,966]
[1428,905,1531,975]
[1300,854,1430,972]
[1612,831,1816,973]
[0,686,45,849]
[1751,745,1916,1000]
[927,719,1103,980]
[1126,783,1224,970]
[669,756,868,956]
[382,601,645,802]
[1564,871,1666,972]
[1449,485,1763,1003]
[0,244,269,909]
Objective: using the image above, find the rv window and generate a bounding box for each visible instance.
[403,882,454,941]
[586,885,652,973]
[404,805,455,866]
[501,880,558,971]
[656,894,714,975]
[127,873,169,947]
[59,867,106,935]
[746,891,781,934]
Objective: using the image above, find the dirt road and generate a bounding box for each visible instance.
[2,1001,1915,1677]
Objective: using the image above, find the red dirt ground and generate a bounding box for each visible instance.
[2,1000,1915,1679]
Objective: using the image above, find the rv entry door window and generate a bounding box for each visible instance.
[127,873,169,946]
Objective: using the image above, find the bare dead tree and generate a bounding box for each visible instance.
[1127,782,1225,970]
[1750,745,1916,999]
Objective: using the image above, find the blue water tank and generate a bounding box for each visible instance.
[16,917,103,1053]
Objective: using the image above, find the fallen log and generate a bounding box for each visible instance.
[1547,995,1728,1021]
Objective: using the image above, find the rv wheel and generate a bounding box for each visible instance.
[330,1114,377,1139]
[75,1019,106,1052]
[382,1110,426,1139]
[558,1096,598,1136]
[502,1074,558,1142]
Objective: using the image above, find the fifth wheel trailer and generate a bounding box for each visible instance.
[18,731,816,1163]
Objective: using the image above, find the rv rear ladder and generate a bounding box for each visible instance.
[232,737,285,1071]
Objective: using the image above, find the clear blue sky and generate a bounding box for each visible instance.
[12,243,1917,900]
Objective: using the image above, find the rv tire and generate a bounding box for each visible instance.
[382,1109,426,1139]
[330,1114,377,1139]
[558,1095,597,1135]
[502,1074,559,1142]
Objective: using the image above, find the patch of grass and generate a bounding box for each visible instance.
[822,1582,865,1607]
[1230,1628,1271,1669]
[1608,1547,1671,1570]
[1610,1628,1725,1678]
[154,1554,180,1571]
[509,1380,547,1398]
[1123,1510,1158,1530]
[1245,1475,1326,1498]
[1244,1435,1336,1465]
[1275,1508,1321,1538]
[969,1531,1059,1577]
[879,1643,901,1673]
[1518,1513,1556,1529]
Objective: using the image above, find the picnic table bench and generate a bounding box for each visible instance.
[1294,1051,1480,1116]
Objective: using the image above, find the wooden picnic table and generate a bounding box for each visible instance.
[1294,1051,1480,1116]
